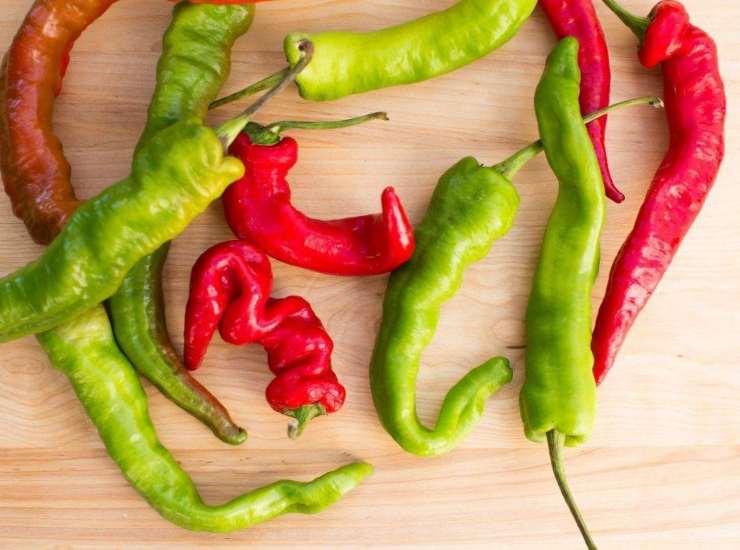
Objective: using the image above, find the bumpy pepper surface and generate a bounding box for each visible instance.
[185,240,346,437]
[519,37,602,549]
[37,306,372,532]
[0,0,118,244]
[0,119,244,343]
[369,154,527,456]
[224,128,414,276]
[540,0,620,202]
[108,1,254,445]
[594,0,726,384]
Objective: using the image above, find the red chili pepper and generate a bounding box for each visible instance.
[185,240,346,437]
[224,129,414,276]
[0,0,119,245]
[540,0,621,202]
[594,0,726,383]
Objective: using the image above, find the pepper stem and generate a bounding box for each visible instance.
[286,404,326,439]
[210,68,290,111]
[547,431,598,550]
[246,112,389,145]
[494,95,662,178]
[602,0,650,39]
[215,40,315,149]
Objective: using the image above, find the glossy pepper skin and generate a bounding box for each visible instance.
[108,2,254,445]
[0,0,118,244]
[37,307,372,532]
[185,241,345,436]
[283,0,537,101]
[539,0,621,202]
[594,0,726,384]
[520,37,602,447]
[369,157,519,456]
[0,119,244,343]
[224,131,415,276]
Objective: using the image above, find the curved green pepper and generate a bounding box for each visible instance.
[283,0,537,101]
[37,306,372,532]
[109,2,253,445]
[370,153,532,456]
[519,37,603,549]
[0,119,243,342]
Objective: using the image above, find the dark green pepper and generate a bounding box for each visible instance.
[519,37,604,549]
[37,306,372,532]
[109,2,253,445]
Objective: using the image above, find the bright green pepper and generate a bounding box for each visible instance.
[0,119,244,343]
[37,306,372,532]
[204,0,534,108]
[283,0,536,101]
[109,2,253,445]
[519,37,604,549]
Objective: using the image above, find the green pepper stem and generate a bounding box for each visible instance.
[547,431,598,550]
[286,404,327,439]
[494,95,662,178]
[209,68,290,111]
[602,0,650,39]
[247,112,389,145]
[215,40,315,149]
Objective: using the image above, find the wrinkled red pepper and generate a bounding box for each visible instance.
[540,0,621,202]
[224,129,414,276]
[594,0,726,383]
[185,240,345,437]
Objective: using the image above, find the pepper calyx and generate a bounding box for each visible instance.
[602,0,650,40]
[286,404,327,439]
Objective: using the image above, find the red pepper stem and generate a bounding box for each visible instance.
[494,95,663,178]
[215,40,315,149]
[547,431,598,550]
[286,404,327,439]
[247,112,389,145]
[602,0,650,39]
[209,67,290,111]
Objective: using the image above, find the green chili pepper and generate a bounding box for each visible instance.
[37,306,372,532]
[214,0,536,107]
[108,2,253,445]
[369,144,543,457]
[0,119,243,343]
[519,37,604,549]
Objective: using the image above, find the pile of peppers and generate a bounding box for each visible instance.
[0,0,725,546]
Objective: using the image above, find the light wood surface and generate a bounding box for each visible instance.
[0,0,738,547]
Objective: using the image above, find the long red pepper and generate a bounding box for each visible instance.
[224,130,414,276]
[0,0,119,244]
[185,240,346,437]
[540,0,621,202]
[594,0,726,383]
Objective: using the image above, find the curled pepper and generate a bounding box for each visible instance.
[519,38,603,549]
[595,0,726,384]
[38,307,372,532]
[185,241,345,437]
[224,118,414,276]
[212,0,537,107]
[0,0,118,244]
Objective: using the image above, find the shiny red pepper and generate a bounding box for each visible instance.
[224,129,414,276]
[540,0,621,202]
[595,0,726,383]
[185,240,345,437]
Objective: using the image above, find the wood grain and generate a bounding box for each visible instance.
[0,0,739,547]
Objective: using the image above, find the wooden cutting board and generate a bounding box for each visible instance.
[0,1,738,547]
